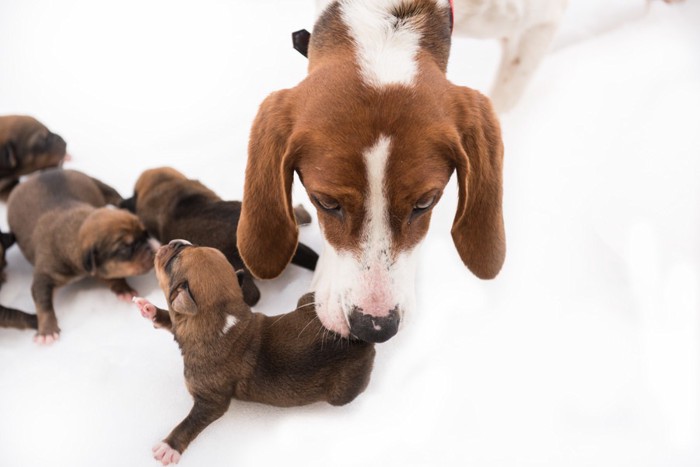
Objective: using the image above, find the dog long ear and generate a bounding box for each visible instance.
[0,143,18,170]
[237,90,299,279]
[449,86,506,279]
[0,231,15,250]
[170,281,198,315]
[82,247,98,275]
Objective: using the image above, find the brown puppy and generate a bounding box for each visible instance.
[0,115,69,197]
[0,229,37,330]
[121,167,319,306]
[133,240,375,465]
[7,168,156,344]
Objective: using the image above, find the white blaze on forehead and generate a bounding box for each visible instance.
[340,0,422,87]
[221,314,238,335]
[362,135,392,264]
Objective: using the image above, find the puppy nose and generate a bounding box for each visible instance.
[168,239,192,247]
[348,306,400,343]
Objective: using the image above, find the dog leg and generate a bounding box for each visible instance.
[490,22,559,113]
[156,394,230,463]
[290,243,319,271]
[133,297,172,331]
[103,278,138,302]
[0,304,38,330]
[30,273,60,344]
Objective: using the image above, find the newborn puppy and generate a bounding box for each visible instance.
[122,167,319,306]
[0,115,69,197]
[134,240,374,465]
[7,168,156,344]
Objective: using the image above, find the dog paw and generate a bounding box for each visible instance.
[34,332,60,345]
[117,290,138,302]
[153,442,181,465]
[133,296,157,320]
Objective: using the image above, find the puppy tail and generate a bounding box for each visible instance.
[290,243,319,271]
[0,304,38,330]
[0,231,15,250]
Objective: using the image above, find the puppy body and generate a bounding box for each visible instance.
[0,230,37,330]
[124,167,318,306]
[0,115,68,196]
[136,242,374,462]
[7,168,155,342]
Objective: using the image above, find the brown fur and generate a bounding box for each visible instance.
[122,167,318,306]
[0,115,68,197]
[0,229,37,330]
[142,241,374,458]
[237,0,505,280]
[7,168,155,340]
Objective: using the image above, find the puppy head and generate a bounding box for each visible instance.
[0,116,68,177]
[78,207,156,278]
[154,240,244,321]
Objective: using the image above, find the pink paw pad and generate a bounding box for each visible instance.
[153,441,181,465]
[117,291,138,302]
[34,332,60,345]
[133,297,157,320]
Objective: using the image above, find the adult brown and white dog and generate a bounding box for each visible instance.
[238,0,505,343]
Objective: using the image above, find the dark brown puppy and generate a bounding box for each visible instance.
[0,115,69,197]
[133,240,374,465]
[0,229,37,330]
[121,167,318,306]
[7,168,156,344]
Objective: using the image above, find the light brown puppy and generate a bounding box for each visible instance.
[134,240,375,465]
[7,168,156,344]
[0,115,69,197]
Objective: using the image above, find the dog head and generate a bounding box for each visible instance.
[154,240,246,327]
[78,207,156,278]
[0,115,69,177]
[237,0,504,342]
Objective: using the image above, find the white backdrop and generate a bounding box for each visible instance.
[1,1,699,466]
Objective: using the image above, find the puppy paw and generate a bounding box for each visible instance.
[117,291,138,302]
[133,296,157,321]
[33,332,60,345]
[153,442,181,465]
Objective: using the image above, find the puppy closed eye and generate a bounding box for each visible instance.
[311,194,342,218]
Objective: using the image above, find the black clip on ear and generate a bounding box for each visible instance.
[292,29,311,58]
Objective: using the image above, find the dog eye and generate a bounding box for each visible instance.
[312,194,342,215]
[413,195,436,212]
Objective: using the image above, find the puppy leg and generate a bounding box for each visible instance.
[290,243,319,271]
[30,273,60,344]
[155,394,230,464]
[103,278,138,302]
[133,297,172,331]
[490,23,559,113]
[0,304,38,330]
[293,204,312,225]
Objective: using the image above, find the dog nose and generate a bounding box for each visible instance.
[168,239,192,247]
[348,306,400,343]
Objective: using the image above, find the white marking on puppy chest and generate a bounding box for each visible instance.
[222,315,238,335]
[340,0,422,87]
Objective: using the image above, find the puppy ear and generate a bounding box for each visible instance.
[449,86,506,279]
[0,143,18,170]
[234,269,246,288]
[82,247,98,275]
[120,194,137,213]
[237,90,299,279]
[170,282,198,315]
[0,231,15,250]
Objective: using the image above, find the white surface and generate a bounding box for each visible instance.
[1,1,699,466]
